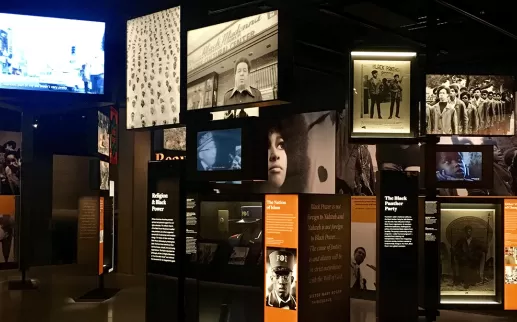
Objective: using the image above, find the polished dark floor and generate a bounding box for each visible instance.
[0,266,513,322]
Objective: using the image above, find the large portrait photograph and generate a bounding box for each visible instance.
[265,111,335,194]
[426,75,515,136]
[265,247,297,310]
[440,207,496,297]
[126,7,181,129]
[352,59,411,136]
[187,11,278,110]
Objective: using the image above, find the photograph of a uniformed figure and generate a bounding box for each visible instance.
[187,11,278,110]
[352,59,411,135]
[426,75,515,136]
[265,248,297,310]
[196,129,241,171]
[440,208,496,296]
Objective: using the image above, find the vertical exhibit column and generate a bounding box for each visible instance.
[505,199,517,309]
[264,194,299,321]
[377,170,419,321]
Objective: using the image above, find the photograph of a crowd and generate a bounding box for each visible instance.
[426,75,515,136]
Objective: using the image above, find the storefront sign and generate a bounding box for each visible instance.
[155,153,186,161]
[264,194,298,321]
[188,11,278,72]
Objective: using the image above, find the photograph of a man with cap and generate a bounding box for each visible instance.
[266,248,297,310]
[197,131,217,171]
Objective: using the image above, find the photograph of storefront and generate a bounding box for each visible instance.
[187,10,278,110]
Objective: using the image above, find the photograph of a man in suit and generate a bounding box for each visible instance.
[368,70,383,119]
[223,57,263,107]
[429,86,457,135]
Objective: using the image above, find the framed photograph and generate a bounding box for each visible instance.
[100,160,109,191]
[187,10,279,112]
[126,6,181,129]
[163,127,186,151]
[426,75,515,136]
[265,247,297,310]
[98,111,109,157]
[350,51,417,139]
[440,206,497,299]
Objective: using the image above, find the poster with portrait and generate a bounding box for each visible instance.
[98,111,110,157]
[187,11,278,110]
[265,110,335,194]
[352,59,412,136]
[0,196,16,268]
[437,136,517,196]
[100,161,109,191]
[440,207,496,296]
[265,247,297,310]
[426,75,515,136]
[0,131,21,196]
[126,6,181,129]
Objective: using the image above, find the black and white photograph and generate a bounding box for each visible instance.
[437,136,517,196]
[440,208,496,296]
[265,111,335,194]
[197,129,241,171]
[100,160,109,191]
[350,231,376,291]
[196,242,218,264]
[265,247,297,310]
[352,59,412,135]
[0,212,15,265]
[187,11,278,110]
[228,246,250,265]
[0,131,21,196]
[163,127,186,151]
[426,75,515,136]
[98,111,109,156]
[211,107,259,121]
[505,266,517,284]
[126,7,181,129]
[436,151,483,182]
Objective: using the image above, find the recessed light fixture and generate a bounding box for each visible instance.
[351,51,417,57]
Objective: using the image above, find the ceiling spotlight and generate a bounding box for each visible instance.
[32,123,38,129]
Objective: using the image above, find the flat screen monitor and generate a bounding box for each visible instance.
[435,151,483,182]
[187,11,279,110]
[196,128,241,171]
[425,74,515,136]
[126,7,181,129]
[0,13,105,94]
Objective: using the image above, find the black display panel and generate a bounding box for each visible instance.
[197,128,241,171]
[147,161,186,277]
[428,144,493,190]
[0,13,105,94]
[377,170,419,321]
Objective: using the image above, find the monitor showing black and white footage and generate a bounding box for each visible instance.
[126,7,181,129]
[0,13,105,94]
[197,128,241,171]
[426,75,515,136]
[187,11,278,110]
[436,151,483,182]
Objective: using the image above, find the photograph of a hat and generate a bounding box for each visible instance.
[236,205,262,223]
[269,250,295,272]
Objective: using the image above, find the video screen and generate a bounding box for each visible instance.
[126,7,181,129]
[0,13,105,94]
[187,11,278,110]
[426,75,515,136]
[436,151,482,182]
[197,128,241,171]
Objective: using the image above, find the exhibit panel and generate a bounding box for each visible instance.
[0,195,17,269]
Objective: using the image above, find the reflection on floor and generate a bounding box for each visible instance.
[0,266,513,322]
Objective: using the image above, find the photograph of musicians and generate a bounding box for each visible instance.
[449,84,468,134]
[0,215,14,263]
[266,251,297,310]
[436,151,468,182]
[471,88,485,130]
[368,70,383,119]
[453,225,486,289]
[388,74,402,119]
[351,247,367,290]
[429,86,457,134]
[223,57,263,106]
[197,132,217,171]
[461,92,479,134]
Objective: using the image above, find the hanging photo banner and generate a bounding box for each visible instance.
[350,52,417,139]
[110,107,119,165]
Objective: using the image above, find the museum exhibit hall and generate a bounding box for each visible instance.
[3,0,517,321]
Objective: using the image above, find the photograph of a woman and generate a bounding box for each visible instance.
[265,111,335,194]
